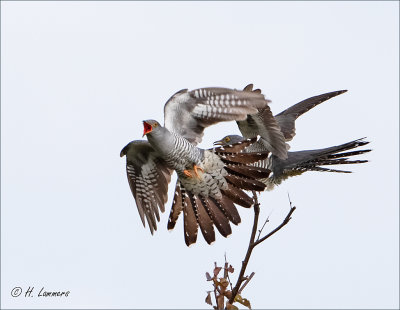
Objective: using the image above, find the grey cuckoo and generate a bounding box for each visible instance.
[120,86,285,246]
[214,135,370,190]
[213,85,371,189]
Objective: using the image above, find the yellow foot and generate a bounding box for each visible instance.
[183,170,193,178]
[183,165,204,178]
[193,165,204,178]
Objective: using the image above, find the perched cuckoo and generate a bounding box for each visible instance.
[120,86,286,246]
[213,85,371,189]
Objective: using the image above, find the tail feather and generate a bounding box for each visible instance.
[212,196,241,225]
[306,167,352,173]
[225,174,266,191]
[271,138,371,180]
[220,151,270,164]
[298,138,370,160]
[167,181,184,230]
[183,191,198,247]
[189,194,215,245]
[225,164,271,179]
[319,149,371,160]
[213,137,257,153]
[200,197,232,238]
[168,183,240,245]
[304,159,369,167]
[221,184,254,208]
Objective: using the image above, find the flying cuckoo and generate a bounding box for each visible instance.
[120,86,286,246]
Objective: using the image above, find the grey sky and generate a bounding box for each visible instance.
[1,1,399,309]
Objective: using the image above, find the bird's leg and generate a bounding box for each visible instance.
[183,170,193,178]
[183,165,204,178]
[193,165,204,177]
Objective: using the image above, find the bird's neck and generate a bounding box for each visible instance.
[146,127,175,156]
[147,128,203,170]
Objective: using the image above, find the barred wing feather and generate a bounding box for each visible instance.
[237,84,288,159]
[163,87,270,146]
[120,140,172,234]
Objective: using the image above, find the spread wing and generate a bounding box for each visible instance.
[236,84,288,159]
[120,140,173,234]
[163,87,270,146]
[275,90,347,141]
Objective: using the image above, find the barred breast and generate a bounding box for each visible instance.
[179,150,228,199]
[163,132,204,173]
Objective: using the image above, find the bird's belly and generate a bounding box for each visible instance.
[179,151,228,198]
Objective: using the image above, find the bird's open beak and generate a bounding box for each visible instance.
[142,121,153,137]
[213,139,224,146]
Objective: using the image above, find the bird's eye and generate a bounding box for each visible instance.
[225,137,231,142]
[153,123,158,128]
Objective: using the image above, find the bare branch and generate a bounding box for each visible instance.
[256,213,270,242]
[227,192,296,306]
[238,272,255,294]
[225,253,234,292]
[227,192,260,305]
[253,206,296,247]
[205,192,296,309]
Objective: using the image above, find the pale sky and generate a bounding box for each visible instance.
[1,1,399,309]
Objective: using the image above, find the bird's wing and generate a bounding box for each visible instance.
[163,87,270,146]
[236,84,288,159]
[120,140,173,234]
[274,90,347,141]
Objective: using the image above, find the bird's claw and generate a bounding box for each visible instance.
[194,165,204,177]
[183,165,204,178]
[183,170,193,178]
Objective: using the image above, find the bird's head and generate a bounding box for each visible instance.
[213,135,245,146]
[142,119,162,137]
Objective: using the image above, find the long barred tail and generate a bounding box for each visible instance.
[269,138,371,186]
[167,138,271,246]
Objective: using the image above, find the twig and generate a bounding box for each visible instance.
[238,272,255,294]
[253,206,296,247]
[227,192,296,306]
[227,192,260,305]
[256,213,270,242]
[224,254,228,279]
[214,276,218,308]
[225,253,234,292]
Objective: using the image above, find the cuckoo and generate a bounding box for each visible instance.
[213,85,371,189]
[214,135,370,190]
[120,86,286,246]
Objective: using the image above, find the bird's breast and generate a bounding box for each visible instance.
[179,150,228,199]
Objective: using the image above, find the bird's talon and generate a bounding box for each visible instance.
[183,170,193,178]
[194,165,204,177]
